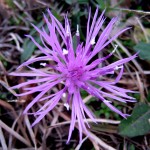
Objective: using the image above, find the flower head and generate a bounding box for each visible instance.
[10,8,137,143]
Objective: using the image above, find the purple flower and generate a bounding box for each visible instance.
[10,8,137,143]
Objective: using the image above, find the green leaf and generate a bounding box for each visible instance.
[133,42,150,60]
[96,0,106,9]
[21,21,44,63]
[78,0,89,4]
[21,37,39,63]
[51,10,63,21]
[119,103,150,137]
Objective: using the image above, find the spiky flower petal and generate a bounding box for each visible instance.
[10,8,137,143]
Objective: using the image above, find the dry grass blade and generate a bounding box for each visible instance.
[35,0,49,6]
[49,119,120,129]
[13,0,33,21]
[113,7,150,15]
[0,100,17,116]
[0,79,17,96]
[0,127,7,150]
[0,120,31,147]
[123,71,150,75]
[9,33,23,52]
[92,141,100,150]
[57,110,118,149]
[24,115,37,150]
[135,17,149,43]
[75,136,88,150]
[11,148,35,150]
[88,131,116,150]
[0,52,18,64]
[0,100,30,143]
[83,95,92,103]
[0,26,29,31]
[45,105,63,138]
[135,72,145,101]
[115,39,143,73]
[8,111,27,149]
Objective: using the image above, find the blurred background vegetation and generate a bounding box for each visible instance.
[0,0,150,149]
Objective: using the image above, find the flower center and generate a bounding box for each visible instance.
[67,66,84,81]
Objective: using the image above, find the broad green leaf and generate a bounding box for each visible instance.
[133,42,150,60]
[119,103,150,137]
[21,21,44,62]
[21,37,40,63]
